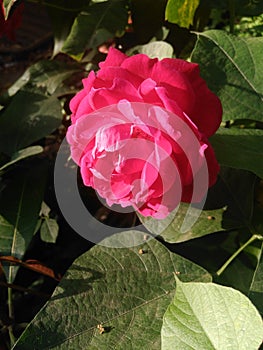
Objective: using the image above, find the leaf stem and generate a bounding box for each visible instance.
[216,234,263,276]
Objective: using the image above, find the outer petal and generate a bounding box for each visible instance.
[99,47,127,68]
[190,80,223,137]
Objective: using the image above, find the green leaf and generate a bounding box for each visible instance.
[0,91,62,156]
[249,243,263,315]
[165,0,200,28]
[0,162,48,282]
[62,0,128,60]
[210,127,263,179]
[126,41,174,59]
[191,30,263,122]
[13,233,211,349]
[139,168,257,243]
[0,146,43,173]
[40,218,59,243]
[161,277,263,350]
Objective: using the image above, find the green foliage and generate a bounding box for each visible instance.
[0,1,262,349]
[162,277,263,350]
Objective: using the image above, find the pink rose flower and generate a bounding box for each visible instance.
[67,48,222,219]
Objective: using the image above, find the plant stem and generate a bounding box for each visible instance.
[228,0,235,34]
[8,286,16,347]
[216,234,263,276]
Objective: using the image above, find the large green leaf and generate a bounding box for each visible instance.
[0,91,62,156]
[210,127,263,179]
[62,0,128,60]
[0,162,48,283]
[191,30,263,122]
[161,277,263,350]
[139,168,257,243]
[249,243,263,315]
[13,233,211,349]
[165,0,200,28]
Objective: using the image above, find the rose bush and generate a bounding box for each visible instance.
[67,48,222,218]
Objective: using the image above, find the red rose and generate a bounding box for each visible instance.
[67,48,222,218]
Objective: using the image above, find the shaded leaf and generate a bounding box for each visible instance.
[62,0,128,60]
[161,277,263,350]
[0,146,43,173]
[191,30,263,122]
[13,233,211,349]
[45,0,90,57]
[0,161,48,282]
[7,60,82,97]
[165,0,200,28]
[210,127,263,179]
[0,91,62,156]
[40,218,59,244]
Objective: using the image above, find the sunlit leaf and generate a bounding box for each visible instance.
[126,41,174,59]
[162,277,263,350]
[165,0,200,28]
